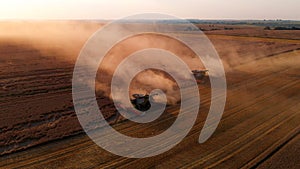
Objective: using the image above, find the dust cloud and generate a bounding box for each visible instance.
[95,33,206,105]
[0,21,245,105]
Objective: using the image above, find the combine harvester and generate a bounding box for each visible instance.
[131,94,152,111]
[113,93,158,123]
[113,69,209,123]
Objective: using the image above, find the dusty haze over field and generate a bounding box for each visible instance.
[0,18,299,168]
[1,21,299,105]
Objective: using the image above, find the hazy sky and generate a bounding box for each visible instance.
[0,0,299,20]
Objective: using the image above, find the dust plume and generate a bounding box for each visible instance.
[0,21,252,105]
[95,33,205,105]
